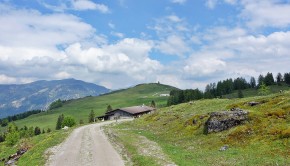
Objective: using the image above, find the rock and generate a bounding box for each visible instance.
[62,126,69,130]
[17,148,27,155]
[204,108,248,134]
[5,159,16,165]
[248,101,260,106]
[3,148,28,166]
[219,145,229,151]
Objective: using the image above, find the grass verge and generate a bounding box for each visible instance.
[0,129,71,166]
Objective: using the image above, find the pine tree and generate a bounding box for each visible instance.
[56,114,64,130]
[88,110,95,123]
[264,72,275,86]
[258,82,270,96]
[106,105,113,113]
[276,73,283,82]
[150,100,156,108]
[284,73,290,85]
[258,74,264,87]
[250,77,256,88]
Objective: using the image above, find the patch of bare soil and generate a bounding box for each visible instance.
[136,135,177,166]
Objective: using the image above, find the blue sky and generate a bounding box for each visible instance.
[0,0,290,89]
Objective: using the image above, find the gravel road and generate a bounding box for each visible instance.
[46,120,131,166]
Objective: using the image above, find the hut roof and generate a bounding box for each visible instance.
[108,105,155,115]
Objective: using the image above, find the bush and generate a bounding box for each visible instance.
[28,126,34,137]
[34,127,41,135]
[62,116,76,127]
[1,119,8,127]
[5,131,20,146]
[47,128,51,133]
[0,133,5,142]
[79,119,84,124]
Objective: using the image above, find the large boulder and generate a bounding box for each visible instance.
[204,108,248,134]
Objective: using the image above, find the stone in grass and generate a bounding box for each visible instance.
[62,126,69,130]
[204,108,248,134]
[248,101,260,106]
[219,145,229,151]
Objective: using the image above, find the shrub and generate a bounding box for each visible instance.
[47,128,51,133]
[34,127,41,135]
[0,133,5,142]
[258,82,270,95]
[79,119,84,124]
[28,127,34,137]
[5,131,20,146]
[62,116,76,127]
[1,119,8,127]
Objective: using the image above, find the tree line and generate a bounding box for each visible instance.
[0,99,67,127]
[167,72,290,106]
[0,110,42,127]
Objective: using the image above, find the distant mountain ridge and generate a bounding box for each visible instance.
[0,79,110,118]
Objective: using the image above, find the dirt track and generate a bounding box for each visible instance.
[46,120,131,166]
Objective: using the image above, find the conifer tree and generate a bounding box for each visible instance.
[56,114,64,130]
[284,73,290,85]
[150,100,156,108]
[88,110,95,123]
[264,72,275,86]
[258,82,270,96]
[106,105,113,113]
[250,77,256,88]
[258,74,264,87]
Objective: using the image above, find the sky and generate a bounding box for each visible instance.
[0,0,290,90]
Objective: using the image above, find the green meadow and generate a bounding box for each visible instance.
[109,91,290,165]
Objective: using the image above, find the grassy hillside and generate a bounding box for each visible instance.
[1,83,176,132]
[109,91,290,165]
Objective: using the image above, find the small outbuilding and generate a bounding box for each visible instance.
[97,105,155,121]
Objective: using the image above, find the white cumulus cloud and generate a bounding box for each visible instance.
[171,0,187,4]
[157,35,191,57]
[240,0,290,28]
[40,0,110,13]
